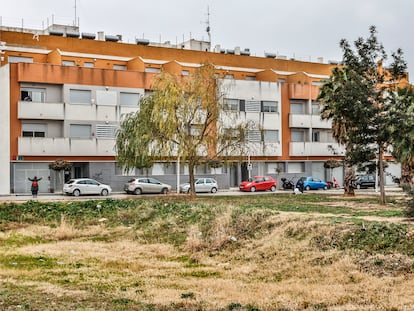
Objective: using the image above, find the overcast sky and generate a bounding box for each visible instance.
[1,0,413,81]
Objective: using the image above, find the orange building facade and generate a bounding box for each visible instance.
[0,24,402,194]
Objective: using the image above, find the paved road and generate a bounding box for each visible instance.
[0,186,404,203]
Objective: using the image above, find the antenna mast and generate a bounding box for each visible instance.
[74,0,77,27]
[205,6,211,43]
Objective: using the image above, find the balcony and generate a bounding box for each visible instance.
[18,101,64,120]
[290,142,345,156]
[18,137,116,156]
[289,114,332,129]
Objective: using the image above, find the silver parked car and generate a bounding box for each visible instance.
[124,177,172,195]
[63,178,112,196]
[179,178,218,193]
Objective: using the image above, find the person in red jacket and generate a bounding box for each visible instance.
[28,176,42,198]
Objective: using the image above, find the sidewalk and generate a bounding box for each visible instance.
[0,186,405,203]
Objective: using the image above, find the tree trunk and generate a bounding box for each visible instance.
[343,165,355,196]
[188,162,196,197]
[378,148,386,205]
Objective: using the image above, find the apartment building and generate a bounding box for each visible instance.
[0,24,402,195]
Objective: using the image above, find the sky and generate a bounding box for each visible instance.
[1,0,413,81]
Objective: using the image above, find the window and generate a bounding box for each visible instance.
[62,60,75,66]
[224,74,234,79]
[70,89,92,104]
[145,67,161,73]
[246,76,256,81]
[312,131,320,142]
[263,130,279,143]
[290,101,306,114]
[113,64,126,70]
[22,123,47,137]
[312,102,321,115]
[181,70,190,76]
[120,92,140,106]
[291,130,306,142]
[84,62,94,68]
[262,101,278,113]
[70,124,92,138]
[21,88,46,102]
[8,56,33,63]
[223,98,239,111]
[287,162,305,173]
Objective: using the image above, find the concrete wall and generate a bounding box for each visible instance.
[0,65,11,195]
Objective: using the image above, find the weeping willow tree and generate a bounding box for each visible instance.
[318,26,408,204]
[116,63,251,195]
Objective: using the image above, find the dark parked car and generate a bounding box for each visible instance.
[239,176,277,192]
[355,175,376,189]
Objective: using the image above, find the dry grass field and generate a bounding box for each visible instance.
[0,193,413,310]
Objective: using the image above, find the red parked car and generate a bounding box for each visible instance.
[239,176,277,192]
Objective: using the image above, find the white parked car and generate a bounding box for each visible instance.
[124,177,172,195]
[179,178,218,193]
[63,178,112,196]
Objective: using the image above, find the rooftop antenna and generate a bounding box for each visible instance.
[74,0,77,27]
[205,6,211,43]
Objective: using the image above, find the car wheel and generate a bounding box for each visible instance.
[270,185,276,192]
[250,186,256,192]
[305,185,311,191]
[356,184,361,189]
[134,188,142,195]
[73,189,81,197]
[323,186,328,190]
[101,189,109,196]
[161,188,168,194]
[211,187,217,193]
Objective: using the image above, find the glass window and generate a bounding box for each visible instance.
[8,56,33,63]
[62,60,75,66]
[287,162,305,173]
[312,131,320,142]
[224,98,239,111]
[224,74,234,79]
[145,67,161,73]
[70,89,92,104]
[21,88,46,102]
[113,65,126,70]
[291,130,305,142]
[245,76,256,81]
[262,101,278,113]
[84,62,94,68]
[22,123,47,137]
[182,70,190,76]
[70,124,92,138]
[264,130,279,142]
[290,102,306,114]
[312,102,321,115]
[120,92,140,106]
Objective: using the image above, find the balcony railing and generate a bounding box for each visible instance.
[18,137,116,156]
[18,101,65,120]
[289,142,345,156]
[289,114,332,129]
